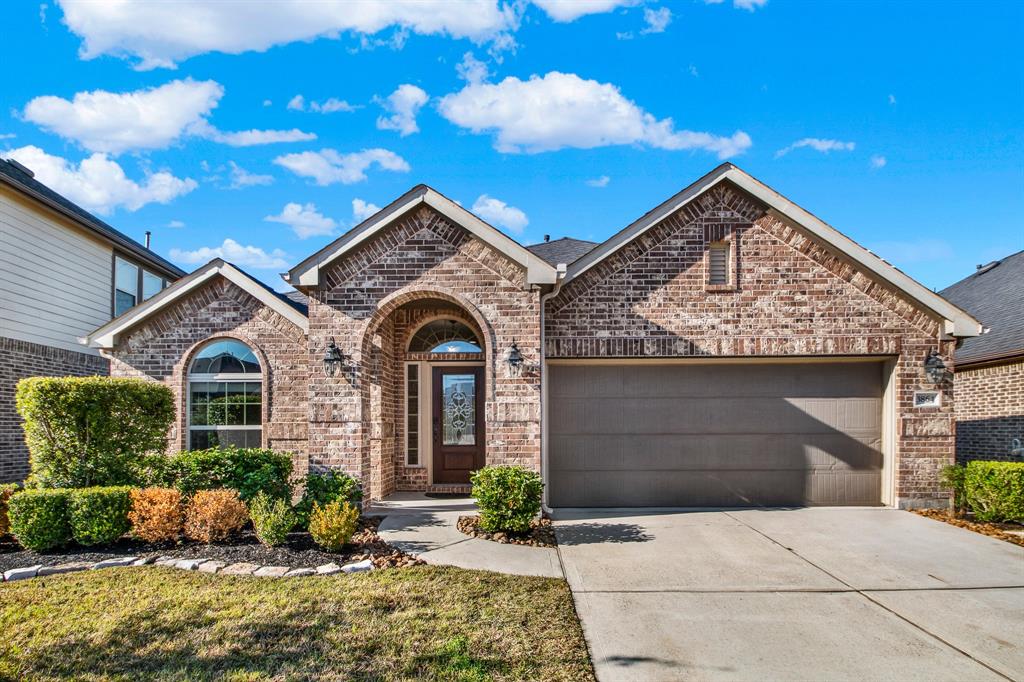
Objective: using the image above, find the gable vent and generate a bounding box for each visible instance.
[708,242,729,285]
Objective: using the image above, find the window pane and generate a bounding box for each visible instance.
[114,289,136,317]
[245,404,262,425]
[190,430,215,450]
[190,339,261,374]
[115,258,138,294]
[142,271,163,300]
[243,382,261,404]
[226,403,245,425]
[442,374,476,446]
[406,365,419,465]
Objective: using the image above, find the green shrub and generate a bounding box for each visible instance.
[250,492,296,547]
[16,377,174,488]
[940,464,968,515]
[294,470,362,528]
[8,489,71,550]
[153,447,293,502]
[964,461,1024,522]
[471,465,543,534]
[68,486,132,546]
[308,500,359,552]
[0,483,20,537]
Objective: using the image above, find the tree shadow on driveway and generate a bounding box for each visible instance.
[554,522,653,545]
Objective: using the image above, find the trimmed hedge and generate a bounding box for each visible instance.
[8,489,72,550]
[184,489,249,543]
[151,447,293,502]
[68,486,132,546]
[471,465,543,534]
[294,470,362,529]
[16,376,174,488]
[0,483,18,537]
[964,461,1024,522]
[128,487,184,543]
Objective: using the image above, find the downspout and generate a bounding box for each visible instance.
[539,263,567,512]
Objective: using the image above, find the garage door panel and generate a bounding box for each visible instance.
[548,363,884,507]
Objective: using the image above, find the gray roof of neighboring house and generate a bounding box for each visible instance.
[940,250,1024,366]
[282,289,309,315]
[0,157,186,280]
[526,237,598,266]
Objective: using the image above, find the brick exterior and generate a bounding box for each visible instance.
[954,359,1024,462]
[0,337,109,482]
[545,183,957,508]
[106,278,309,474]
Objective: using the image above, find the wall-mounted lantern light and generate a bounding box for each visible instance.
[923,350,947,385]
[507,341,524,377]
[323,337,346,377]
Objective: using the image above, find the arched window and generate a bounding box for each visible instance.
[408,319,482,353]
[187,339,262,450]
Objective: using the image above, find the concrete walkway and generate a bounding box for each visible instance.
[554,507,1024,682]
[368,493,562,578]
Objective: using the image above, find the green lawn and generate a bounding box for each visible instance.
[0,566,593,681]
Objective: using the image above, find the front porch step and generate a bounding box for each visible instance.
[425,484,472,496]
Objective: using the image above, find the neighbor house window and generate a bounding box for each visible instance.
[708,242,730,286]
[114,257,139,316]
[188,339,262,450]
[405,364,420,466]
[142,270,164,301]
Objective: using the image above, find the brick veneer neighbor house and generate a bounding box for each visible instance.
[0,158,184,482]
[85,164,981,509]
[940,251,1024,462]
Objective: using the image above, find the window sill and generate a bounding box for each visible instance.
[705,284,737,293]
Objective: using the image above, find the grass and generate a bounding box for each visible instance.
[0,565,593,681]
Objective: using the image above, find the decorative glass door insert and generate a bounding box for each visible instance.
[442,374,476,445]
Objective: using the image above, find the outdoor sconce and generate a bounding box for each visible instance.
[506,341,524,377]
[923,350,947,385]
[323,337,347,377]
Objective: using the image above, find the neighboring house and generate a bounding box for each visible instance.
[84,164,980,509]
[940,251,1024,462]
[0,157,185,482]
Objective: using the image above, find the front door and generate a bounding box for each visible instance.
[432,366,485,484]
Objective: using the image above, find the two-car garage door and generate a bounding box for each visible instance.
[548,362,885,507]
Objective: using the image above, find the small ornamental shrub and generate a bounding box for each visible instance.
[471,465,543,534]
[16,376,174,488]
[940,464,968,516]
[308,500,359,552]
[250,491,296,547]
[964,461,1024,522]
[294,470,362,529]
[68,486,132,546]
[154,447,293,502]
[184,489,249,543]
[8,489,71,550]
[129,487,184,543]
[0,483,19,537]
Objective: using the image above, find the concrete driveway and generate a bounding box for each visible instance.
[553,508,1024,681]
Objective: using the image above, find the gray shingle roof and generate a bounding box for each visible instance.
[526,237,598,265]
[940,250,1024,365]
[0,157,186,279]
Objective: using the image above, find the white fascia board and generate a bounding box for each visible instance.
[564,165,981,338]
[288,186,557,287]
[83,260,308,349]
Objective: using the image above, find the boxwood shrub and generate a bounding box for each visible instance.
[471,465,543,534]
[0,483,18,537]
[964,461,1024,522]
[8,489,72,550]
[294,469,362,529]
[152,447,293,502]
[68,486,133,546]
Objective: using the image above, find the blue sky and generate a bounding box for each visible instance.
[3,0,1021,291]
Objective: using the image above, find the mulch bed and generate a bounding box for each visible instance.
[913,508,1024,547]
[0,516,422,572]
[457,515,557,547]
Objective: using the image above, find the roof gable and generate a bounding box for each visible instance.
[285,185,557,287]
[84,259,308,349]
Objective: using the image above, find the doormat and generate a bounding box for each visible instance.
[424,493,471,499]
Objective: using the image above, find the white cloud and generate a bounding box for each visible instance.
[264,202,337,238]
[471,194,528,234]
[228,161,273,189]
[705,0,767,10]
[438,71,751,158]
[170,238,289,269]
[376,84,429,136]
[5,145,196,215]
[532,0,635,22]
[641,7,672,34]
[168,219,185,228]
[870,155,887,168]
[287,95,306,111]
[870,239,953,265]
[775,137,855,158]
[193,121,316,147]
[457,52,489,84]
[0,133,16,140]
[688,64,699,77]
[57,0,519,69]
[586,175,610,187]
[288,94,357,113]
[262,99,273,107]
[274,148,410,185]
[352,198,381,221]
[888,94,897,105]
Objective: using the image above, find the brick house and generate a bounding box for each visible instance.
[940,251,1024,462]
[85,164,980,509]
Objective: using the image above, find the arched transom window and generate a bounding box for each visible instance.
[408,319,482,354]
[188,339,262,450]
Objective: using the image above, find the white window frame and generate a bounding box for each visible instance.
[114,256,139,316]
[187,341,263,450]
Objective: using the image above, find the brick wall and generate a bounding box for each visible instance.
[106,277,309,473]
[545,182,956,507]
[954,359,1024,462]
[0,337,109,482]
